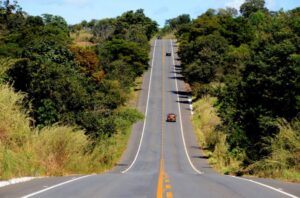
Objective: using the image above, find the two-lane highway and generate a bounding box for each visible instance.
[0,39,299,198]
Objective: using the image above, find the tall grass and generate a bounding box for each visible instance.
[192,95,242,174]
[248,119,300,181]
[70,30,95,47]
[0,83,142,180]
[34,126,90,175]
[192,96,220,149]
[0,84,38,179]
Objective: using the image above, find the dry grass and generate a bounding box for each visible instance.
[0,83,142,179]
[192,95,241,174]
[126,76,143,108]
[248,119,300,182]
[163,32,176,40]
[0,84,39,179]
[34,126,91,175]
[71,30,95,47]
[192,96,221,148]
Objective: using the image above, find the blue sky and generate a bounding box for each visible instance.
[18,0,300,26]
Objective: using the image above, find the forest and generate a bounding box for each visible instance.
[166,0,300,180]
[0,0,158,178]
[0,0,299,182]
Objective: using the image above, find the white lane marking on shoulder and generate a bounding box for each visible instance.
[170,39,202,175]
[0,177,38,188]
[188,97,194,115]
[231,176,299,198]
[189,104,193,111]
[21,175,93,198]
[121,39,157,174]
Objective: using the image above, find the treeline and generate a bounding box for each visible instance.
[0,0,157,178]
[173,0,300,179]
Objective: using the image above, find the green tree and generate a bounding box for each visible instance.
[165,14,191,30]
[99,39,149,78]
[92,18,115,41]
[240,0,267,17]
[218,10,300,161]
[114,9,158,40]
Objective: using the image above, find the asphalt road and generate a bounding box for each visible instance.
[0,39,299,198]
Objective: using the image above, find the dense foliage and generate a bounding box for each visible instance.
[175,0,300,172]
[0,1,158,139]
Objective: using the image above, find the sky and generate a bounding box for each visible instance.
[18,0,300,26]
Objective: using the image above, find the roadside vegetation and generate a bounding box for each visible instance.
[0,1,157,179]
[171,0,300,181]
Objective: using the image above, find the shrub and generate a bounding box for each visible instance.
[248,119,300,181]
[192,95,243,174]
[0,84,39,179]
[34,126,90,175]
[192,96,221,149]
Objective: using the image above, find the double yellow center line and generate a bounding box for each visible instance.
[157,160,173,198]
[156,41,173,198]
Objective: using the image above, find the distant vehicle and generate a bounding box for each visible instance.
[167,113,176,122]
[157,36,161,39]
[166,52,171,56]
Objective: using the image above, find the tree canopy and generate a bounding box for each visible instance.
[0,1,158,139]
[175,5,300,165]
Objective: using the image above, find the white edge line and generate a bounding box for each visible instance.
[21,40,157,196]
[231,176,299,198]
[121,39,157,174]
[21,175,93,198]
[170,39,203,175]
[0,177,39,188]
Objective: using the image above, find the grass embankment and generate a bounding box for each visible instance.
[162,32,176,40]
[192,95,300,182]
[0,64,143,180]
[154,30,176,41]
[70,30,95,47]
[192,96,241,174]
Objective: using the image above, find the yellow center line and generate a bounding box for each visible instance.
[166,192,173,198]
[156,159,164,198]
[156,40,166,198]
[156,40,174,198]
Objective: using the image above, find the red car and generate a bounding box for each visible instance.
[167,113,176,122]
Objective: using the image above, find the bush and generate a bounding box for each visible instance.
[34,126,90,175]
[0,84,32,148]
[248,119,300,181]
[0,84,39,179]
[192,95,243,174]
[192,96,221,149]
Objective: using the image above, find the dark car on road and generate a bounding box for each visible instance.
[167,113,176,122]
[166,52,171,56]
